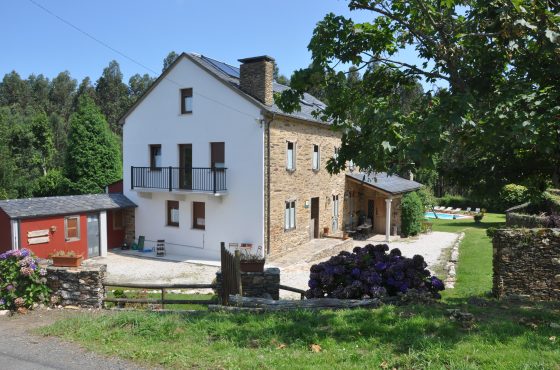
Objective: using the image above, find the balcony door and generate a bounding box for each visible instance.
[178,144,192,190]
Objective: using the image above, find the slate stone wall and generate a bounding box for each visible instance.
[46,264,106,308]
[216,267,280,300]
[493,228,560,300]
[505,212,549,228]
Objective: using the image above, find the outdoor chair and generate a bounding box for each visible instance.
[466,207,472,212]
[452,208,462,213]
[475,208,481,213]
[444,207,453,212]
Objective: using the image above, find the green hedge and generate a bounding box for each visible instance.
[401,192,424,237]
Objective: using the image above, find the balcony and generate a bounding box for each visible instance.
[131,166,227,193]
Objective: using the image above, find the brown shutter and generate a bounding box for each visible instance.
[167,201,179,227]
[210,142,225,168]
[193,202,205,230]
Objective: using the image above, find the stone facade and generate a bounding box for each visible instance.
[506,212,549,228]
[216,267,280,300]
[46,264,106,308]
[492,228,560,301]
[123,208,135,245]
[239,56,275,106]
[267,116,346,255]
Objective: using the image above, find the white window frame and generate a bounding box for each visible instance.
[285,201,296,230]
[286,141,296,171]
[64,215,80,241]
[312,144,320,170]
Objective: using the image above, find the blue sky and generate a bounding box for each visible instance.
[1,0,432,88]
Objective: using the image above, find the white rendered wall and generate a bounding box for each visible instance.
[100,211,108,257]
[123,56,265,260]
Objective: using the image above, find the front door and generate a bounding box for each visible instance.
[87,213,100,258]
[332,195,339,232]
[311,197,320,238]
[178,144,192,190]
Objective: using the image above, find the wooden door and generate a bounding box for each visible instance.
[87,213,100,258]
[178,144,192,190]
[311,197,319,238]
[210,142,225,169]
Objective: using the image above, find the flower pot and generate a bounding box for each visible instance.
[52,255,83,267]
[323,227,329,235]
[240,260,265,273]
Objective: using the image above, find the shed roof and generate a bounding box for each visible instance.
[346,172,423,195]
[0,193,137,220]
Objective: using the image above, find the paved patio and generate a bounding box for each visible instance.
[89,231,459,299]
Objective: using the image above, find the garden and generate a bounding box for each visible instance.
[37,213,560,369]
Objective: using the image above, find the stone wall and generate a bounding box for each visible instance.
[506,212,549,228]
[123,208,135,245]
[267,116,346,255]
[492,228,560,301]
[46,264,106,308]
[216,267,280,300]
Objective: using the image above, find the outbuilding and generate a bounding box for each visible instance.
[0,193,136,259]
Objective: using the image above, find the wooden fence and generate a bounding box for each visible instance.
[220,241,242,305]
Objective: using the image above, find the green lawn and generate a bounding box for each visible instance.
[40,213,560,369]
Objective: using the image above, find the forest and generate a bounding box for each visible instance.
[0,52,181,199]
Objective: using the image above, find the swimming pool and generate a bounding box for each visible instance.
[424,212,469,220]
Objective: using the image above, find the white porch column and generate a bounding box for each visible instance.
[11,220,19,250]
[385,198,392,242]
[100,211,108,257]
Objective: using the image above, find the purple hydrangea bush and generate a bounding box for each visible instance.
[0,249,50,311]
[306,244,445,300]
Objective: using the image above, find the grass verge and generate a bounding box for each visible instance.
[39,213,560,369]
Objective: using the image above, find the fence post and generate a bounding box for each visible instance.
[161,288,165,309]
[131,166,134,190]
[220,242,227,305]
[213,169,217,193]
[168,166,173,192]
[234,250,242,298]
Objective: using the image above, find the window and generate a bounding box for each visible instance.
[181,88,193,114]
[312,144,320,170]
[150,144,162,169]
[193,202,205,230]
[64,216,80,241]
[285,201,296,230]
[210,142,225,169]
[167,200,179,227]
[286,141,295,171]
[112,210,123,230]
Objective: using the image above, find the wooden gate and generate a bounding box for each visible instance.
[220,242,242,305]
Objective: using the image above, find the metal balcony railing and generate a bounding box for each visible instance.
[131,166,227,193]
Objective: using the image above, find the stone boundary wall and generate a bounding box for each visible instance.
[506,212,549,228]
[492,228,560,301]
[46,264,106,308]
[216,268,280,300]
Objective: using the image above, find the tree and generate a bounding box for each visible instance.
[273,64,290,85]
[27,74,50,111]
[162,51,179,72]
[66,96,122,194]
[277,1,560,193]
[48,71,77,120]
[74,77,97,109]
[30,111,54,176]
[128,73,154,101]
[0,71,29,108]
[95,60,129,133]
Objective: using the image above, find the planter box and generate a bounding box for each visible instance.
[52,255,83,267]
[240,260,265,273]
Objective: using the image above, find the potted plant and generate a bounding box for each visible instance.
[49,250,83,267]
[323,227,329,235]
[239,245,265,273]
[474,212,485,223]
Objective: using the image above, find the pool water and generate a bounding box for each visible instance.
[424,212,468,220]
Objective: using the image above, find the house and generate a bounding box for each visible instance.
[0,193,136,259]
[120,53,422,260]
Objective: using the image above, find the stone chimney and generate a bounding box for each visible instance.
[238,56,275,106]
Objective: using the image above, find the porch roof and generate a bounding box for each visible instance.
[346,172,422,196]
[0,193,137,220]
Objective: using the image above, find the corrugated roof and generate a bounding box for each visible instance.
[0,194,137,220]
[189,53,329,124]
[346,172,423,195]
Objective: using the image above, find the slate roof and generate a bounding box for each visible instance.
[189,54,329,124]
[346,172,423,195]
[0,194,137,220]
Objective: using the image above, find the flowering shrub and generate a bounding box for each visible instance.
[306,244,444,299]
[0,249,50,311]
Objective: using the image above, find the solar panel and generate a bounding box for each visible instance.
[200,55,240,78]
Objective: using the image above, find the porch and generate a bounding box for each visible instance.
[130,166,227,194]
[344,172,423,241]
